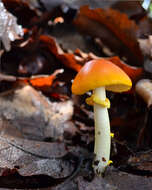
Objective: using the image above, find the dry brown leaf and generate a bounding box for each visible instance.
[39,35,83,72]
[74,6,143,65]
[39,35,143,79]
[0,85,74,140]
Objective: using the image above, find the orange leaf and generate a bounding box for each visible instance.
[29,75,55,88]
[59,53,82,72]
[17,69,63,90]
[39,35,59,55]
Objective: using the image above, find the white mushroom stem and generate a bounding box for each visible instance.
[93,86,111,174]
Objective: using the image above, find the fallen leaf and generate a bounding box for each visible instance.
[0,134,67,168]
[111,1,144,19]
[74,6,143,66]
[0,85,74,140]
[39,35,83,72]
[2,0,38,27]
[77,176,117,190]
[105,168,152,190]
[59,53,82,72]
[0,1,23,51]
[18,69,64,91]
[123,147,152,174]
[0,134,77,188]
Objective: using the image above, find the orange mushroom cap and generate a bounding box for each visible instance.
[72,59,132,95]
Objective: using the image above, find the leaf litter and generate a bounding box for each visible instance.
[1,0,152,189]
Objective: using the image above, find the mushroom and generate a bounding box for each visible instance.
[71,59,132,175]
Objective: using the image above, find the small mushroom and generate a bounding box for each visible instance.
[72,59,132,175]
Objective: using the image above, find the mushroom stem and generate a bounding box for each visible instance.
[93,86,111,174]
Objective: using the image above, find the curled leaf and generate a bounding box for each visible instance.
[59,53,82,72]
[18,69,63,90]
[40,35,143,78]
[29,69,64,88]
[39,35,83,72]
